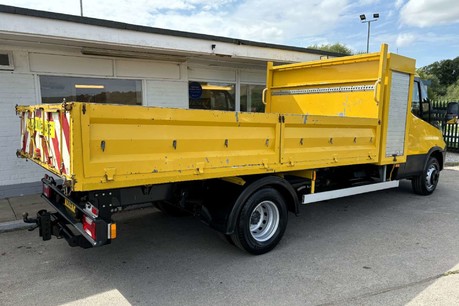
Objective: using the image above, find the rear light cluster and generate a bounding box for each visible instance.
[42,175,54,198]
[82,215,96,239]
[109,223,117,239]
[82,215,117,240]
[43,184,52,198]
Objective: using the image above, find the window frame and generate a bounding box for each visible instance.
[239,83,266,113]
[0,51,14,71]
[188,80,236,111]
[38,74,143,105]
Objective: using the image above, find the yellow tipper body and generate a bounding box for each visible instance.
[17,44,443,192]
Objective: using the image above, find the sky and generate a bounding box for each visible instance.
[1,0,458,67]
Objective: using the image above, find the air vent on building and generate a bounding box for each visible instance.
[0,52,14,70]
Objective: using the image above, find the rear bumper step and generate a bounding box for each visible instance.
[23,177,112,248]
[24,209,93,248]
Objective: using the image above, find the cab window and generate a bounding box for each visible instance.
[411,81,421,118]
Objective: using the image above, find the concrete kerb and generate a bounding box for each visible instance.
[0,193,49,233]
[0,219,35,233]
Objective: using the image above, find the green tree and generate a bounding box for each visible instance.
[420,57,459,85]
[308,43,353,55]
[444,79,459,100]
[418,56,459,99]
[416,68,443,99]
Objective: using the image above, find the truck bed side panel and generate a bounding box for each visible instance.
[16,45,422,192]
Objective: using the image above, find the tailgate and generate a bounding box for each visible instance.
[16,103,72,180]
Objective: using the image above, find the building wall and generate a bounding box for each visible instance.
[0,43,266,197]
[0,72,44,197]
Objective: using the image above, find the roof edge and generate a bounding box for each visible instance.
[0,4,345,58]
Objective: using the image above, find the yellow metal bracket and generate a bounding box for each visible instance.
[220,176,246,186]
[289,170,316,194]
[196,162,205,174]
[104,168,116,181]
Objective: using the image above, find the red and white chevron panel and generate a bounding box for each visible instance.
[20,109,71,175]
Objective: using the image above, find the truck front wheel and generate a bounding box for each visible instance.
[412,157,440,195]
[231,188,288,255]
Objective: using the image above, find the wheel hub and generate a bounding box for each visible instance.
[425,164,439,190]
[249,201,279,242]
[250,211,261,224]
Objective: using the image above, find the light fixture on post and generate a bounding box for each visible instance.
[360,13,379,53]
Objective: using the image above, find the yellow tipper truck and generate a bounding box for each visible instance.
[16,45,446,254]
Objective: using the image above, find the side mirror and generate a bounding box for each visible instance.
[446,102,459,118]
[421,101,430,113]
[446,102,459,124]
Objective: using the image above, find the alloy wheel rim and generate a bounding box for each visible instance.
[249,201,279,242]
[425,164,439,191]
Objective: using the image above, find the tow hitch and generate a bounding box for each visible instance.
[23,210,52,239]
[23,210,92,248]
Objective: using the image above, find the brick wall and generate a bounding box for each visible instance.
[0,72,44,196]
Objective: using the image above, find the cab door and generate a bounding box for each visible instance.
[411,78,431,123]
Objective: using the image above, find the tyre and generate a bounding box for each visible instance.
[412,157,440,195]
[155,201,190,217]
[231,188,288,255]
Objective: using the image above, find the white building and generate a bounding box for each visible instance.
[0,5,340,197]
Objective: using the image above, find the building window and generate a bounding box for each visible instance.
[40,76,142,105]
[0,52,14,70]
[189,81,235,111]
[240,84,265,112]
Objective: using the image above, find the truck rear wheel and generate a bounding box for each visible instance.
[412,157,440,195]
[231,188,288,255]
